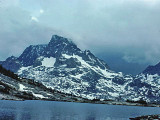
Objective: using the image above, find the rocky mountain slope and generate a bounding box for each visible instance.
[1,35,160,103]
[0,65,85,102]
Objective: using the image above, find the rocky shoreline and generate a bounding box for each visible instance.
[1,96,160,108]
[130,114,160,120]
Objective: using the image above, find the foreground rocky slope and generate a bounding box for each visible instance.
[1,35,160,103]
[0,65,85,102]
[130,114,160,120]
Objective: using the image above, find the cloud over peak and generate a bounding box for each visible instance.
[0,0,160,67]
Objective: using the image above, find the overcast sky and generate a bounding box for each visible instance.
[0,0,160,74]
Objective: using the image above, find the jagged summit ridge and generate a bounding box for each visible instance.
[51,35,76,45]
[46,35,81,58]
[18,44,47,67]
[1,35,109,72]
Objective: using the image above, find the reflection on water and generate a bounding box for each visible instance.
[0,100,160,120]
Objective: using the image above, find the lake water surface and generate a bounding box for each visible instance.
[0,100,160,120]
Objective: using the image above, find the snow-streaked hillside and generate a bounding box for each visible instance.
[0,66,86,101]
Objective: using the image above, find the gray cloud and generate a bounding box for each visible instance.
[0,4,57,60]
[0,0,160,67]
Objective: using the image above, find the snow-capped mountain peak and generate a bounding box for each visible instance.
[1,35,160,103]
[46,35,81,58]
[51,35,75,45]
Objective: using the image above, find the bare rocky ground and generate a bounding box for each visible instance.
[130,114,160,120]
[0,72,88,102]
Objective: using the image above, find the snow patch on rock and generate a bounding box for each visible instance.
[19,84,27,91]
[41,57,56,67]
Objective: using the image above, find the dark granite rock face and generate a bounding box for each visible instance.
[33,58,43,67]
[45,35,81,57]
[18,45,47,67]
[66,58,81,68]
[1,56,22,72]
[143,62,160,75]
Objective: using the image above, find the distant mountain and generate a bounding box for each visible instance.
[130,62,160,103]
[143,62,160,75]
[1,35,160,103]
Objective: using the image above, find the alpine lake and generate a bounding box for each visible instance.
[0,100,160,120]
